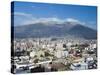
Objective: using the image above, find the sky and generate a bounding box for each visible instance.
[11,1,97,30]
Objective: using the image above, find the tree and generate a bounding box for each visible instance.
[45,52,50,57]
[34,59,39,63]
[40,54,44,57]
[63,44,67,48]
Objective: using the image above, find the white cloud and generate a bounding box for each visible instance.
[13,13,85,26]
[14,12,33,18]
[13,13,96,29]
[86,21,97,30]
[22,17,64,25]
[66,18,85,25]
[66,18,80,23]
[13,12,35,25]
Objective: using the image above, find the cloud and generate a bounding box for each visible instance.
[13,13,85,26]
[13,12,35,25]
[13,13,96,29]
[66,18,80,23]
[21,17,64,25]
[88,21,97,25]
[28,18,85,25]
[66,18,85,25]
[86,21,97,30]
[14,12,33,18]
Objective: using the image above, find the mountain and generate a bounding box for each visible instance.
[12,21,97,39]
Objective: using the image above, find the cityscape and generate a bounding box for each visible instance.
[11,1,97,74]
[11,38,97,73]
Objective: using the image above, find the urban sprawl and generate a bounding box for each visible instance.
[11,38,97,73]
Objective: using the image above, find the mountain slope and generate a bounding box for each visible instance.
[13,22,97,39]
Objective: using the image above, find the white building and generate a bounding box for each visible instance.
[70,62,88,70]
[55,50,69,58]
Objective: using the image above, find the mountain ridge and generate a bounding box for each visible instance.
[12,22,97,39]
